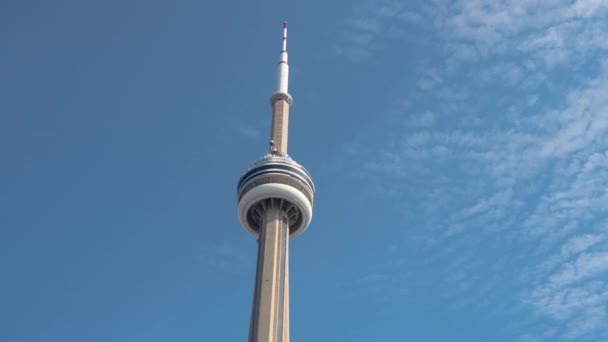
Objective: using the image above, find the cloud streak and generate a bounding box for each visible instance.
[335,0,608,340]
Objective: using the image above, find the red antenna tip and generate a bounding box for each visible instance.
[284,22,287,28]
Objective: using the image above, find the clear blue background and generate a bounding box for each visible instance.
[2,0,608,341]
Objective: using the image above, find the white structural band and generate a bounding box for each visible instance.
[276,52,289,93]
[238,183,313,238]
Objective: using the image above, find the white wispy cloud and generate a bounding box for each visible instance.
[549,252,608,287]
[335,0,608,339]
[561,233,605,257]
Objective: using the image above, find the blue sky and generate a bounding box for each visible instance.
[2,0,608,341]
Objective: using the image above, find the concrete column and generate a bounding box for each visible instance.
[248,206,290,342]
[270,99,290,155]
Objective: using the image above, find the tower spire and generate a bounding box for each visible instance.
[269,22,293,155]
[277,21,288,93]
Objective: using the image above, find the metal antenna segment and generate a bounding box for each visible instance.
[237,22,315,342]
[282,21,287,52]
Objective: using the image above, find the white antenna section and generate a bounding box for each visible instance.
[282,21,287,51]
[276,21,289,94]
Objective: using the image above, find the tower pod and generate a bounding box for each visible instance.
[237,155,315,238]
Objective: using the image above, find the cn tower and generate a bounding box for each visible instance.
[237,22,315,342]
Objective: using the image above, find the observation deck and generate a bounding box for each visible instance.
[237,155,315,238]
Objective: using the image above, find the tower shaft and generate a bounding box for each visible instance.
[270,99,290,154]
[249,205,290,342]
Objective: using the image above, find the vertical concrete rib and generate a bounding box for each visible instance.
[248,220,267,342]
[276,214,288,341]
